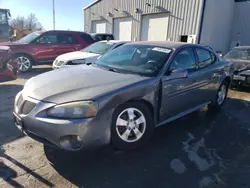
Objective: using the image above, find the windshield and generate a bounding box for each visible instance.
[224,48,250,61]
[96,44,172,77]
[18,32,42,43]
[0,10,7,24]
[82,41,114,54]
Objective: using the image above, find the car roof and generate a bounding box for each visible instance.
[90,33,113,36]
[124,41,205,50]
[45,30,89,34]
[98,40,128,44]
[233,46,250,50]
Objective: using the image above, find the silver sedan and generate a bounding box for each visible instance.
[13,42,232,151]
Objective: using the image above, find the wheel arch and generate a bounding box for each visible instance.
[14,52,35,65]
[224,76,231,86]
[115,99,155,125]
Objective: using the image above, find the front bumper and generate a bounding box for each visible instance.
[13,92,112,151]
[232,74,250,87]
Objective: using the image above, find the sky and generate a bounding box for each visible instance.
[0,0,94,31]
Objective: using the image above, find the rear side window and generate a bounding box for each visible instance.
[57,34,77,44]
[195,48,216,68]
[80,33,94,43]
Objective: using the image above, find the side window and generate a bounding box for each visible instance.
[196,48,215,68]
[57,34,76,44]
[80,34,94,43]
[36,34,57,44]
[169,48,197,72]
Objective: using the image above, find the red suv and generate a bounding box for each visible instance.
[0,30,94,72]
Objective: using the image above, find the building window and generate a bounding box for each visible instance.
[179,35,188,42]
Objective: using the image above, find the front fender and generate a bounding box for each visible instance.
[97,78,160,122]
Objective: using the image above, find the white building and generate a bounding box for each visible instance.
[83,0,250,54]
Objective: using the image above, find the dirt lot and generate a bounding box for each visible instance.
[1,65,250,188]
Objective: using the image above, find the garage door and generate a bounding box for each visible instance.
[141,13,169,41]
[113,17,132,41]
[91,20,106,33]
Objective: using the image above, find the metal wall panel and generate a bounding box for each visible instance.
[231,2,250,47]
[84,0,204,42]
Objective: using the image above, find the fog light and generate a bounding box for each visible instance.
[60,135,83,150]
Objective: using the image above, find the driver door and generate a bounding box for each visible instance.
[160,47,202,121]
[31,33,58,62]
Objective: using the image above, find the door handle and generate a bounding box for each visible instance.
[52,45,59,48]
[192,79,197,83]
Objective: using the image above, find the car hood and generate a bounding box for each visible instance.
[56,51,100,61]
[225,58,250,72]
[23,65,148,104]
[0,41,25,46]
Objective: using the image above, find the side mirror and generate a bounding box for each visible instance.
[170,68,188,79]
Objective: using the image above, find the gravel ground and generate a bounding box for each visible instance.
[0,65,250,188]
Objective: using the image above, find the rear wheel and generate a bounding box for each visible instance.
[210,81,229,109]
[15,54,33,73]
[111,102,154,150]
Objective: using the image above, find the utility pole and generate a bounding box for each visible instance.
[53,0,55,30]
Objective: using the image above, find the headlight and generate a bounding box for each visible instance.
[69,59,86,65]
[47,101,98,119]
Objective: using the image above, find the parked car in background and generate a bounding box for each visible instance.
[224,46,250,87]
[90,33,114,42]
[13,42,231,151]
[0,46,18,82]
[0,30,94,72]
[53,40,128,69]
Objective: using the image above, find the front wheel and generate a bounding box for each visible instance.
[15,54,33,73]
[111,102,154,150]
[210,81,229,109]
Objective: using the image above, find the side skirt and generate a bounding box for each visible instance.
[156,102,211,127]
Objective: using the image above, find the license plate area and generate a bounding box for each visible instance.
[233,75,246,81]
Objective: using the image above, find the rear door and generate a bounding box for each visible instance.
[55,33,81,56]
[31,33,58,62]
[194,48,221,103]
[160,47,203,121]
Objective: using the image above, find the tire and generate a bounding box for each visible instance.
[111,102,154,150]
[15,54,33,73]
[210,80,229,109]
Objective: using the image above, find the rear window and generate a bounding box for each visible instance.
[82,41,114,54]
[224,48,250,61]
[80,33,94,43]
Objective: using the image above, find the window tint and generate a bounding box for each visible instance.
[96,45,172,77]
[170,48,197,72]
[196,48,215,68]
[36,34,57,44]
[57,34,76,44]
[80,33,94,43]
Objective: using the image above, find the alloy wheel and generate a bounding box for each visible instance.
[217,85,227,105]
[116,108,146,143]
[16,56,31,72]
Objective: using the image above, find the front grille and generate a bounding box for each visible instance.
[21,101,36,115]
[16,95,36,115]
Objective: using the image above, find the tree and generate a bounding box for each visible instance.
[9,13,43,39]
